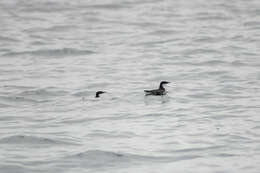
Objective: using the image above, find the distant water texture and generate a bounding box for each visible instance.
[0,0,260,172]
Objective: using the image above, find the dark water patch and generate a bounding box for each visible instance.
[59,149,203,171]
[253,125,260,130]
[138,112,174,118]
[60,113,136,125]
[2,87,68,104]
[24,25,76,33]
[30,41,48,46]
[241,52,260,59]
[3,48,95,57]
[217,85,244,95]
[172,60,227,67]
[201,60,228,66]
[72,91,91,97]
[150,29,180,36]
[217,74,242,83]
[0,135,77,146]
[44,25,76,32]
[226,134,252,143]
[0,164,28,173]
[213,153,239,158]
[0,36,19,43]
[0,103,11,108]
[144,96,171,105]
[194,12,232,21]
[18,1,74,13]
[231,60,258,67]
[135,38,176,47]
[0,95,40,104]
[0,48,12,55]
[18,88,68,97]
[86,131,135,139]
[0,115,29,122]
[84,3,130,10]
[223,46,249,54]
[124,0,158,6]
[3,85,36,90]
[18,15,47,22]
[192,36,223,43]
[60,149,171,169]
[172,146,224,154]
[184,48,222,56]
[243,21,260,29]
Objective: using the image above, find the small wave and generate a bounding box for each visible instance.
[184,48,222,56]
[63,150,170,166]
[0,36,19,42]
[187,93,216,99]
[0,164,28,173]
[72,150,127,159]
[201,60,227,66]
[173,146,224,153]
[231,60,250,67]
[172,60,227,67]
[18,88,68,97]
[213,153,238,158]
[0,87,69,104]
[59,149,202,169]
[3,48,95,57]
[72,91,90,97]
[0,96,39,104]
[0,135,77,146]
[18,1,73,13]
[194,12,232,21]
[3,85,36,90]
[85,3,128,10]
[24,25,75,34]
[86,131,134,138]
[0,101,12,108]
[44,25,75,32]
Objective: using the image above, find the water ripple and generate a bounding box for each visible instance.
[3,48,95,57]
[0,135,78,146]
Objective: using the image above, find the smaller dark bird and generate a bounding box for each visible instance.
[144,81,170,96]
[95,91,106,98]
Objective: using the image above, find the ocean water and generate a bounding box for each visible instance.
[0,0,260,172]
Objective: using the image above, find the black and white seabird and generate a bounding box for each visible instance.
[144,81,170,96]
[95,91,106,98]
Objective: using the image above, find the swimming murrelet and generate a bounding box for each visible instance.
[144,81,170,96]
[95,91,106,98]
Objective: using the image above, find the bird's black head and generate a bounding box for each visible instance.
[95,91,106,98]
[159,81,170,89]
[160,81,170,85]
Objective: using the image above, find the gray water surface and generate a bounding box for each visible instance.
[1,0,260,172]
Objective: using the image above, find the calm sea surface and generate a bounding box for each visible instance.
[0,0,260,172]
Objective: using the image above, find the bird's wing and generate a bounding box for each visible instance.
[144,89,160,95]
